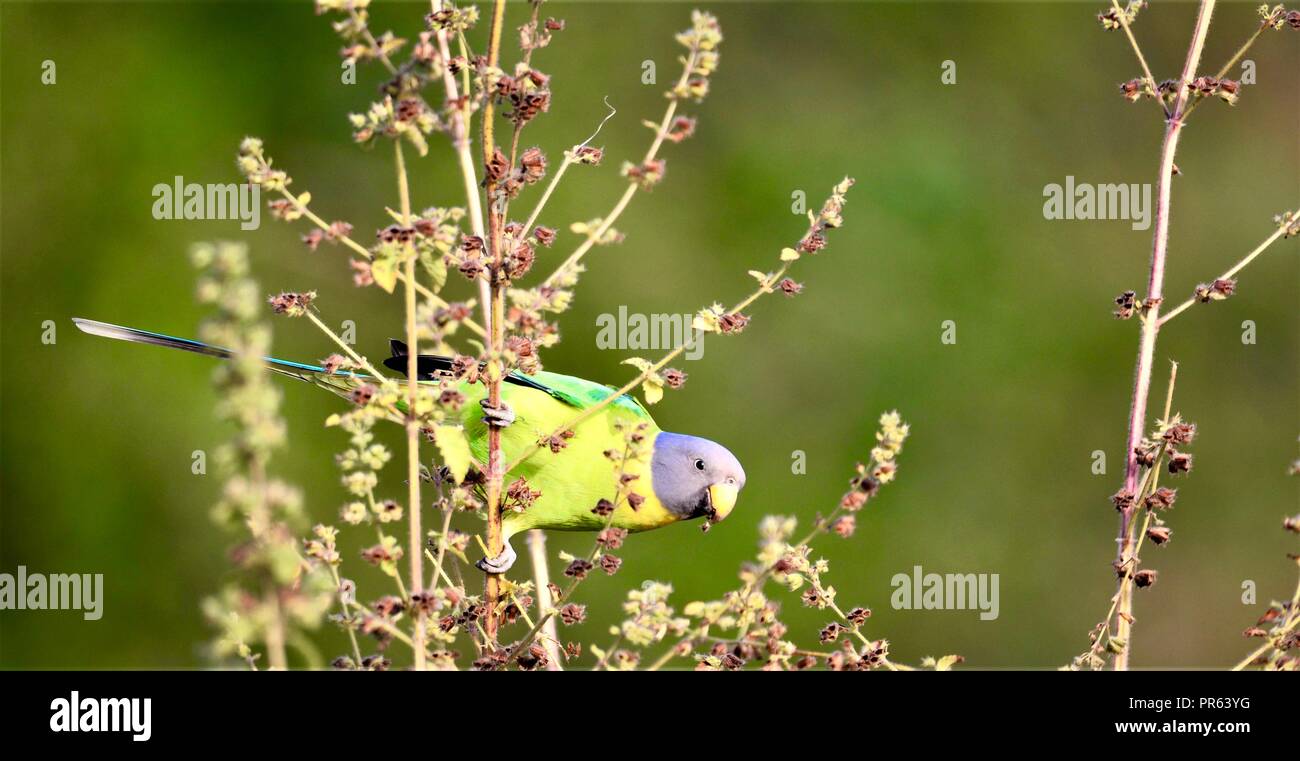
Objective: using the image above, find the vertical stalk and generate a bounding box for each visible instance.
[395,140,427,671]
[526,529,563,670]
[430,0,492,333]
[481,0,508,646]
[1112,0,1216,670]
[249,455,289,670]
[262,583,289,670]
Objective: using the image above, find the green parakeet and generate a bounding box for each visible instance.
[73,318,746,571]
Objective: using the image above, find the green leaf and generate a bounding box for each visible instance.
[420,248,447,291]
[370,257,398,293]
[433,424,473,483]
[404,129,429,157]
[621,358,662,404]
[621,357,654,373]
[641,376,664,405]
[692,303,725,334]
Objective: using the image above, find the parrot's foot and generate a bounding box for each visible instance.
[479,399,515,428]
[475,540,517,574]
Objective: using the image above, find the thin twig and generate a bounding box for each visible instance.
[1158,211,1297,326]
[328,566,364,666]
[430,0,493,333]
[518,98,617,241]
[276,186,485,337]
[507,262,788,473]
[1109,0,1169,118]
[1182,22,1267,120]
[540,48,701,289]
[350,8,398,76]
[1231,574,1300,670]
[500,514,618,666]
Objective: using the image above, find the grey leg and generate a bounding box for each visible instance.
[475,538,517,574]
[479,398,516,428]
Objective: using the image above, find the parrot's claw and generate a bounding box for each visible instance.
[475,541,517,574]
[479,399,516,428]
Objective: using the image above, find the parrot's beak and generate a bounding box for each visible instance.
[706,481,740,523]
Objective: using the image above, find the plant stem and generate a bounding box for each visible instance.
[1209,25,1264,81]
[395,141,427,671]
[302,310,390,382]
[481,0,506,170]
[501,510,619,666]
[262,581,289,670]
[302,309,410,425]
[509,263,789,472]
[277,186,484,337]
[525,529,563,670]
[481,0,509,646]
[1112,0,1216,672]
[350,9,398,76]
[1109,364,1177,662]
[1182,23,1266,120]
[1158,212,1297,327]
[1109,0,1169,118]
[1232,616,1300,671]
[592,634,624,670]
[501,446,631,666]
[521,155,575,235]
[343,598,432,659]
[328,566,364,666]
[427,503,455,592]
[430,0,492,333]
[1231,574,1300,670]
[651,477,890,671]
[540,47,701,289]
[645,645,683,671]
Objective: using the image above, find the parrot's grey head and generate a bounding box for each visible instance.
[651,432,746,524]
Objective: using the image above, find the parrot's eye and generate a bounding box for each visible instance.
[693,458,706,471]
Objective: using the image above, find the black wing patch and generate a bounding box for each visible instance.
[384,339,558,398]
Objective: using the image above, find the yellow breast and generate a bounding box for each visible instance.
[612,455,679,532]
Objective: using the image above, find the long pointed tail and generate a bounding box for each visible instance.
[71,317,357,389]
[75,318,557,403]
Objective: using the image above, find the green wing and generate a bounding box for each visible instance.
[454,369,656,472]
[523,370,653,419]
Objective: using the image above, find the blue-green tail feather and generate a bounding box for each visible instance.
[71,317,361,382]
[74,318,646,416]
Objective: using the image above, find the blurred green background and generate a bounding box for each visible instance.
[2,1,1296,669]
